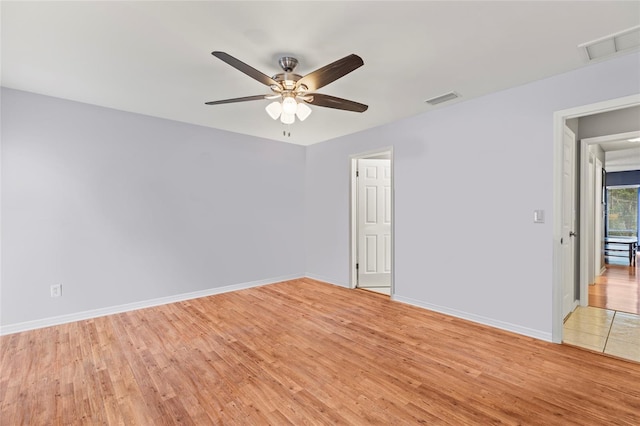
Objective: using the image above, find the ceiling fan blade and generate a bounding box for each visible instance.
[205,95,267,105]
[307,93,368,113]
[297,54,364,92]
[212,51,279,87]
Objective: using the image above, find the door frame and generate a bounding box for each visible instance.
[594,157,604,278]
[552,94,640,343]
[350,147,394,293]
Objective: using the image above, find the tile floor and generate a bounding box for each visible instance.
[563,306,640,362]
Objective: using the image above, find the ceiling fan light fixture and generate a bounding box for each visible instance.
[280,112,295,124]
[296,102,312,121]
[282,96,298,115]
[265,101,282,120]
[207,52,368,126]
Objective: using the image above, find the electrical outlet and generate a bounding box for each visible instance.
[50,284,62,298]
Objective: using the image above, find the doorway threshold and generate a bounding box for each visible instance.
[358,287,391,296]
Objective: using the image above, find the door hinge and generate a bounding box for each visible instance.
[356,263,359,270]
[356,170,359,177]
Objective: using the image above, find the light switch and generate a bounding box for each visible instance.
[534,210,545,223]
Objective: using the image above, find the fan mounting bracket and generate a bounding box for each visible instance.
[278,56,298,73]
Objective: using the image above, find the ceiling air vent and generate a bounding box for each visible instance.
[425,91,459,106]
[579,25,640,61]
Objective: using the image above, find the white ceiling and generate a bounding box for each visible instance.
[2,1,639,146]
[600,138,640,153]
[604,145,640,172]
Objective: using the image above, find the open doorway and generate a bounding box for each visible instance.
[553,94,640,342]
[554,96,640,362]
[580,130,640,318]
[350,149,394,296]
[579,130,640,305]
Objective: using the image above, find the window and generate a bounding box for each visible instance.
[606,186,638,237]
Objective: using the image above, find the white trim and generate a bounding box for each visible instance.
[350,157,358,288]
[606,184,640,189]
[582,131,640,145]
[3,272,556,342]
[595,158,604,280]
[552,94,640,344]
[0,274,303,336]
[393,295,552,342]
[579,140,595,307]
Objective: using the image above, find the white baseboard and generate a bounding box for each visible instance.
[1,275,553,343]
[392,295,553,343]
[0,274,304,336]
[304,273,349,288]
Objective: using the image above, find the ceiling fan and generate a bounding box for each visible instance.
[205,51,368,125]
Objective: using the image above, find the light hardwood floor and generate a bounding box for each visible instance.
[2,278,640,424]
[589,263,640,315]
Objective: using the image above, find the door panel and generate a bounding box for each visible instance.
[365,235,378,272]
[358,159,391,287]
[562,126,577,318]
[366,186,377,223]
[384,186,391,224]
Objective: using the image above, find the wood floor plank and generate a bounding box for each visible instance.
[2,278,640,424]
[589,263,640,314]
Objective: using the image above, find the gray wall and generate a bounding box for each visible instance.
[1,88,306,325]
[578,105,640,140]
[566,117,579,135]
[2,52,639,337]
[305,52,640,339]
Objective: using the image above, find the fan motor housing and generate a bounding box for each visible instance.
[272,73,303,91]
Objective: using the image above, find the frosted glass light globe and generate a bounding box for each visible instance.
[296,102,312,121]
[280,112,295,124]
[282,97,298,115]
[265,101,282,120]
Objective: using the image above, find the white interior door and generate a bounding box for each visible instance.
[357,159,391,287]
[562,126,577,318]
